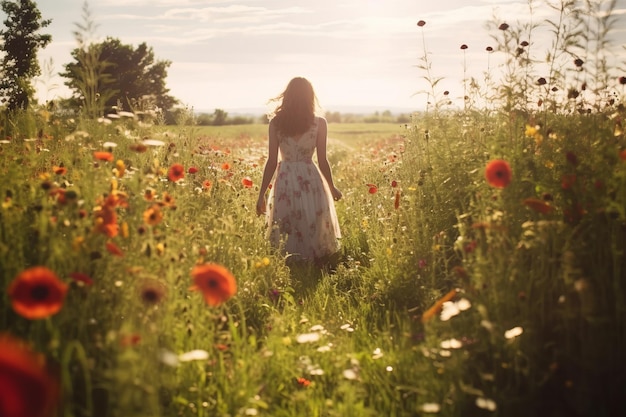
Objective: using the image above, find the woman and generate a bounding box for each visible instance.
[256,77,342,264]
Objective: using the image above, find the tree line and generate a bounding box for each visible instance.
[0,1,176,125]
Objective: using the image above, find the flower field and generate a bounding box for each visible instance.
[2,2,626,416]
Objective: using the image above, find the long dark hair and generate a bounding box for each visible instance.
[270,77,318,138]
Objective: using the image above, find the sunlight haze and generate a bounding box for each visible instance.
[28,0,626,113]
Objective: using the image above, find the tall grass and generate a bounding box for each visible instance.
[1,1,625,416]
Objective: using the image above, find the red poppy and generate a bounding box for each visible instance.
[522,198,553,214]
[241,177,253,188]
[8,266,68,320]
[188,166,198,174]
[105,241,124,257]
[366,184,378,194]
[391,180,398,188]
[0,334,59,417]
[484,159,512,188]
[93,151,114,162]
[69,272,94,286]
[191,263,237,307]
[168,163,185,182]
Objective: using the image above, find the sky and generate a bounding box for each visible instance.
[23,0,626,113]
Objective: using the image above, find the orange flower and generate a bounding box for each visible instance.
[168,163,185,182]
[421,288,458,323]
[93,206,118,238]
[202,180,213,190]
[485,159,512,188]
[93,151,114,162]
[188,166,198,174]
[143,204,163,226]
[522,198,553,214]
[297,377,311,387]
[144,188,157,201]
[106,241,124,257]
[221,162,231,170]
[0,333,59,417]
[191,263,237,306]
[8,266,68,320]
[52,166,66,175]
[160,192,176,208]
[241,177,253,188]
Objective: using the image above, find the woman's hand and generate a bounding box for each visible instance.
[256,195,266,216]
[331,186,343,202]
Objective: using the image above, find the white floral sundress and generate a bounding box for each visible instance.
[266,117,341,261]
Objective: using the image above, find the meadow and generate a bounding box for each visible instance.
[1,2,626,417]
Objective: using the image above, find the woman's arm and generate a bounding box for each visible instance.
[256,120,279,215]
[316,117,343,201]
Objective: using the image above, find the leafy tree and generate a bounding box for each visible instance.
[0,0,51,111]
[61,36,177,114]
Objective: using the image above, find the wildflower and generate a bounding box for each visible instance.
[574,58,584,67]
[203,180,213,190]
[52,165,66,175]
[221,162,231,170]
[476,397,497,411]
[537,77,547,86]
[421,288,458,323]
[114,160,126,177]
[69,272,94,286]
[498,23,509,30]
[297,377,311,387]
[460,44,468,50]
[139,279,166,305]
[8,266,68,320]
[241,177,253,188]
[93,151,114,162]
[168,163,185,182]
[366,183,378,194]
[160,192,176,208]
[619,149,626,161]
[504,326,523,339]
[143,204,164,226]
[106,241,124,257]
[120,334,141,347]
[178,349,209,362]
[417,20,426,27]
[520,40,529,47]
[391,180,398,187]
[296,332,321,344]
[93,206,118,238]
[486,46,493,52]
[188,166,198,174]
[129,143,148,153]
[484,159,512,188]
[0,333,59,417]
[440,298,471,321]
[191,263,237,306]
[522,198,553,214]
[394,190,401,209]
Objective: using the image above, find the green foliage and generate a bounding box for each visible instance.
[61,30,177,116]
[0,0,51,112]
